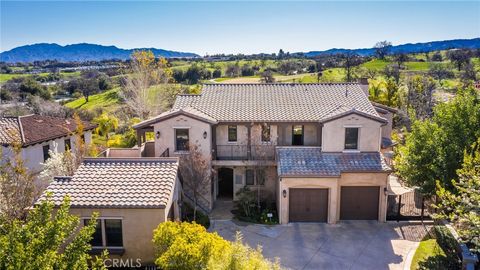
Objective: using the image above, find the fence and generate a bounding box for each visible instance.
[387,189,431,221]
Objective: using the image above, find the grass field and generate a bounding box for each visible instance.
[0,71,81,83]
[410,238,447,270]
[65,87,121,112]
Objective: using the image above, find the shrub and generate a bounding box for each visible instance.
[152,222,280,270]
[233,187,278,224]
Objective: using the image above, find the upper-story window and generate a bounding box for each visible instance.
[42,144,50,162]
[64,139,71,151]
[292,125,304,146]
[261,125,271,142]
[344,127,359,150]
[84,218,123,248]
[175,129,189,151]
[228,125,237,142]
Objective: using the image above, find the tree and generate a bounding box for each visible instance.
[93,113,119,140]
[225,63,240,77]
[435,139,480,253]
[406,76,436,120]
[0,195,107,270]
[340,52,361,82]
[384,78,399,107]
[39,143,77,189]
[179,143,213,221]
[152,222,280,270]
[374,41,392,59]
[18,77,50,100]
[428,63,454,83]
[277,49,285,59]
[383,64,401,84]
[241,64,255,76]
[447,49,471,71]
[184,64,203,84]
[212,68,222,78]
[0,142,35,221]
[393,53,408,68]
[461,62,477,82]
[395,88,480,194]
[121,50,172,119]
[260,70,275,83]
[431,52,443,62]
[368,79,385,103]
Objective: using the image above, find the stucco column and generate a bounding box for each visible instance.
[136,129,143,147]
[246,124,252,159]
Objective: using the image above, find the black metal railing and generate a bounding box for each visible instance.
[215,144,275,160]
[160,148,170,157]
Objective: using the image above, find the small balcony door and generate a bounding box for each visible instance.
[292,125,304,146]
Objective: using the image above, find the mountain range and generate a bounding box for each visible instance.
[0,43,200,63]
[304,38,480,57]
[1,38,479,63]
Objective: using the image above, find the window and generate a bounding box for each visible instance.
[64,139,71,151]
[345,128,359,150]
[292,125,304,146]
[84,218,123,248]
[105,219,123,247]
[261,125,270,142]
[42,145,50,162]
[256,169,266,186]
[175,129,189,151]
[228,125,237,142]
[245,169,254,185]
[84,219,103,247]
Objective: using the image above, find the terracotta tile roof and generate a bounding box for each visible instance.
[277,147,391,177]
[170,83,385,123]
[133,107,217,129]
[39,158,179,209]
[0,115,96,146]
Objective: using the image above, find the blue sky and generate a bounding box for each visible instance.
[1,1,479,55]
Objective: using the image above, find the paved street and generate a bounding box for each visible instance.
[210,220,429,270]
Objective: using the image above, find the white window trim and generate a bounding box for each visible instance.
[82,217,124,248]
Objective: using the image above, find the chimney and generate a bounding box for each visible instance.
[358,78,369,97]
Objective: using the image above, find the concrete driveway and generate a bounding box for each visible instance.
[210,220,429,270]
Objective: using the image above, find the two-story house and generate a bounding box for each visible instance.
[133,83,392,224]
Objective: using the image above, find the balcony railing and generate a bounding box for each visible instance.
[215,144,275,160]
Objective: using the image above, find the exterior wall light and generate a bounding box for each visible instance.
[156,131,161,139]
[283,189,287,198]
[203,131,207,139]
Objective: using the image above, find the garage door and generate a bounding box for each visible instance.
[340,186,379,220]
[289,188,328,222]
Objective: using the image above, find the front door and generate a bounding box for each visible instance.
[292,125,304,146]
[218,168,234,199]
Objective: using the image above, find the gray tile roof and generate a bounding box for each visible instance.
[133,107,217,129]
[39,158,179,209]
[171,83,385,123]
[277,147,391,177]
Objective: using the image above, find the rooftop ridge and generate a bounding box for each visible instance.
[83,157,179,163]
[204,82,360,86]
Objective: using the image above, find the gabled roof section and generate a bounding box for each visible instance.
[133,107,218,129]
[277,147,391,177]
[171,83,384,123]
[371,101,398,113]
[0,114,96,146]
[320,108,388,124]
[39,157,179,209]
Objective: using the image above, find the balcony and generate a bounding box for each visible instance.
[215,144,275,160]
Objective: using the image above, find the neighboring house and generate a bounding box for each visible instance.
[0,114,96,174]
[38,157,181,266]
[132,83,392,224]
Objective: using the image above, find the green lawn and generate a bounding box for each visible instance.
[65,88,121,112]
[0,71,81,83]
[411,239,448,270]
[0,73,29,82]
[361,59,390,71]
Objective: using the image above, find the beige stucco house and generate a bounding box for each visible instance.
[133,83,392,224]
[38,157,181,266]
[0,114,95,174]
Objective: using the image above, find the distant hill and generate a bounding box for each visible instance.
[0,43,200,63]
[304,38,480,57]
